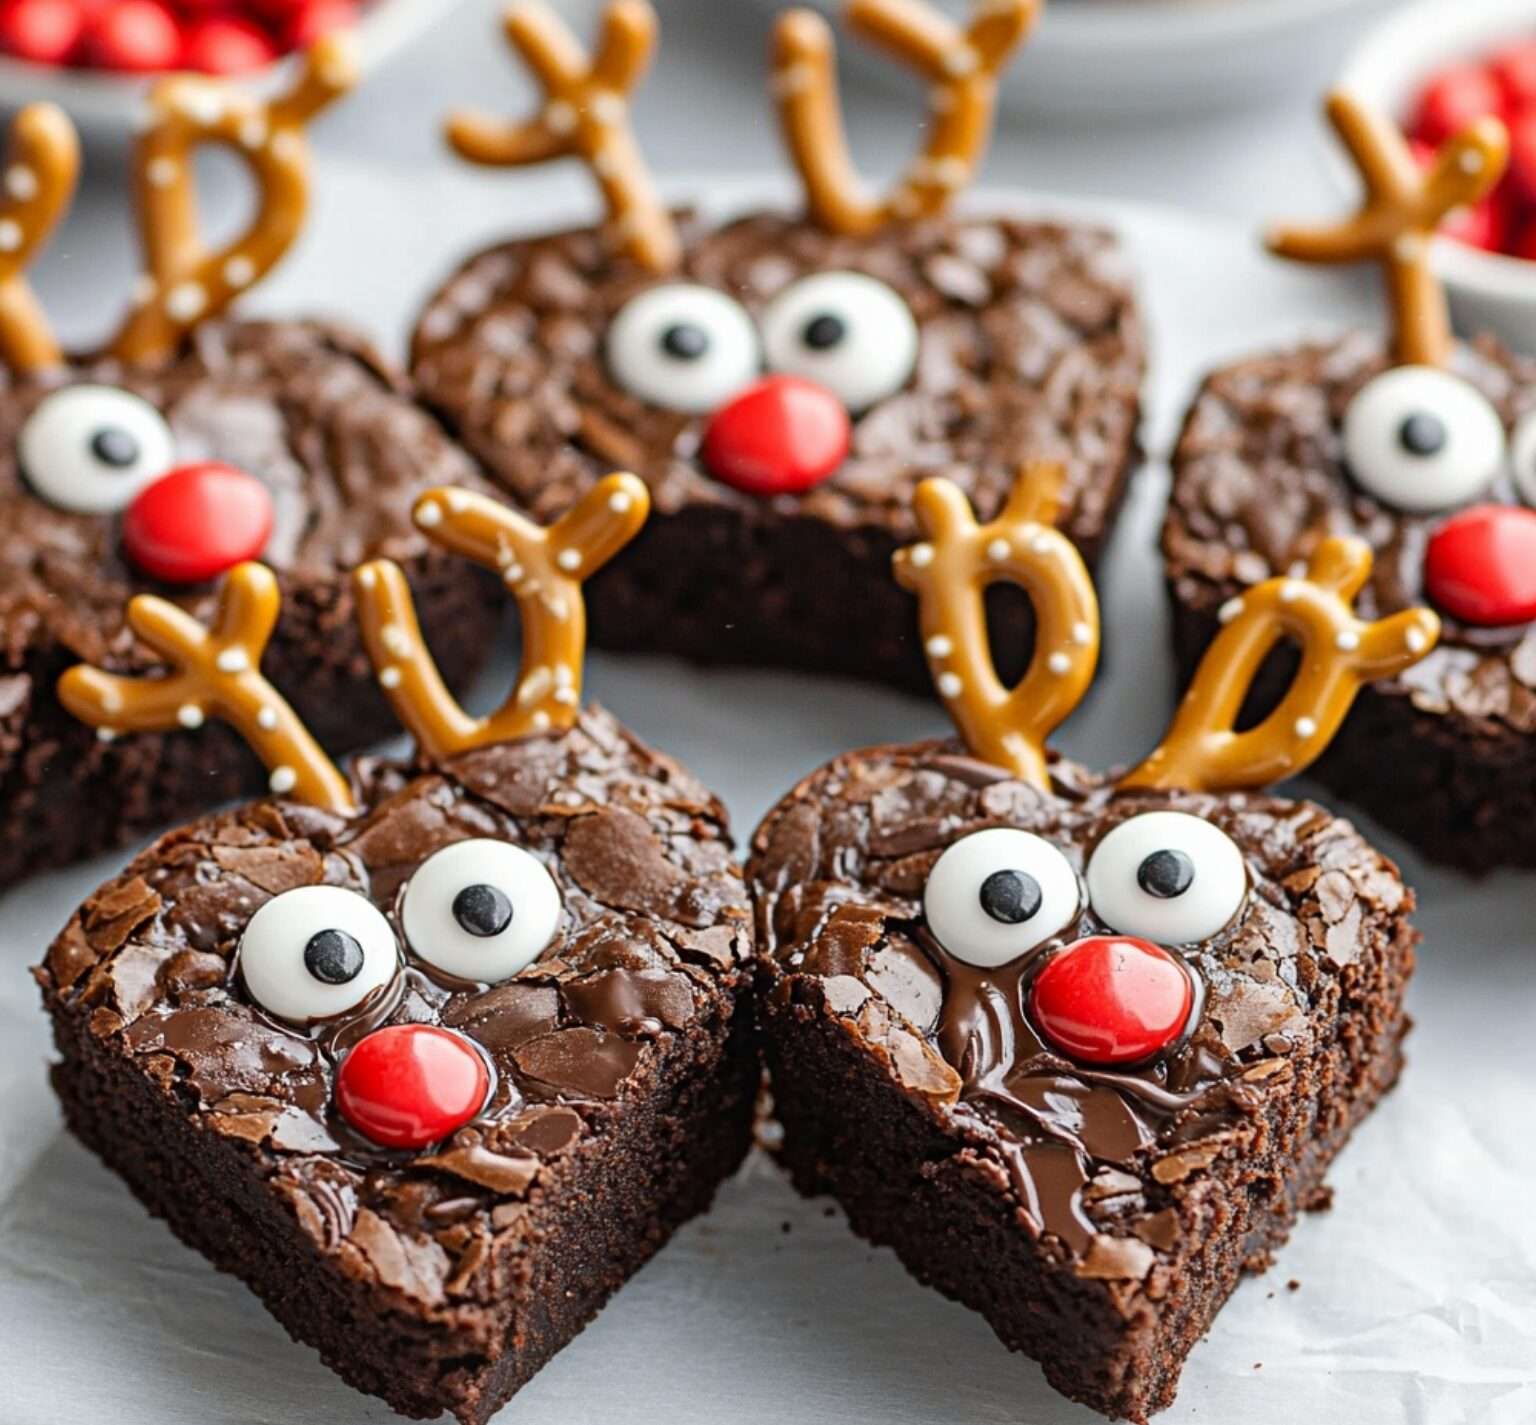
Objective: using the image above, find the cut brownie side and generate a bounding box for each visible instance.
[411,210,1144,692]
[0,318,501,886]
[748,739,1416,1422]
[37,708,756,1424]
[1165,330,1536,870]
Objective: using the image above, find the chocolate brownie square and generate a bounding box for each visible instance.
[36,707,756,1423]
[748,741,1416,1421]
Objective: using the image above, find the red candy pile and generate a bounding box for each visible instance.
[0,0,358,75]
[1412,39,1536,260]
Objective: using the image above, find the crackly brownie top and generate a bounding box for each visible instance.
[38,707,750,1316]
[748,738,1410,1284]
[411,210,1143,547]
[1,318,487,666]
[1167,331,1536,733]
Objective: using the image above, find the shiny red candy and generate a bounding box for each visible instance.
[1423,504,1536,627]
[0,0,86,64]
[121,462,273,584]
[1412,65,1502,147]
[84,0,179,70]
[700,375,850,497]
[1028,935,1194,1067]
[335,1024,490,1150]
[1492,40,1536,112]
[282,0,354,48]
[180,13,275,72]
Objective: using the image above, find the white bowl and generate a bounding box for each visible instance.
[751,0,1404,120]
[1337,0,1536,353]
[0,0,453,135]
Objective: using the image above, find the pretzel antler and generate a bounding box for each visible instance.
[58,563,355,813]
[893,463,1099,790]
[354,475,650,761]
[1120,539,1439,793]
[1267,91,1508,368]
[773,0,1037,237]
[105,34,358,366]
[446,0,677,272]
[0,103,78,374]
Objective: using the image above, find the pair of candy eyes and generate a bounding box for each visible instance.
[923,812,1247,970]
[238,839,561,1025]
[604,271,919,416]
[1344,366,1536,514]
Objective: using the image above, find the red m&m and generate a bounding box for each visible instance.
[335,1024,491,1151]
[121,461,274,585]
[1028,935,1194,1067]
[700,374,850,497]
[1423,504,1536,627]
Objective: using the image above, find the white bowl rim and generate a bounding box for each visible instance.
[1037,0,1394,49]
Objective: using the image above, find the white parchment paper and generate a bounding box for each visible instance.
[0,167,1529,1424]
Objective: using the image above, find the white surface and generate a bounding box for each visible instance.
[0,0,456,131]
[757,0,1405,119]
[1336,0,1536,353]
[0,170,1531,1424]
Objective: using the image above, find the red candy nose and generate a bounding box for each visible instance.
[1028,935,1194,1066]
[335,1024,490,1150]
[1423,504,1536,627]
[122,462,274,585]
[700,374,850,496]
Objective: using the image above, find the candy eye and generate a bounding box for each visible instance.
[1340,366,1504,513]
[400,839,562,983]
[239,886,399,1025]
[760,271,918,411]
[1085,811,1247,946]
[923,827,1081,969]
[19,385,175,514]
[605,283,760,413]
[1508,408,1536,508]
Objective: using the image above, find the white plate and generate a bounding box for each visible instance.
[0,171,1531,1425]
[744,0,1406,119]
[0,0,459,135]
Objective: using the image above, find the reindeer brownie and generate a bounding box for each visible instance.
[36,476,756,1424]
[1166,93,1536,871]
[748,462,1439,1421]
[411,0,1144,692]
[0,41,499,887]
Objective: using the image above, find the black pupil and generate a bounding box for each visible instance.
[303,928,364,985]
[1398,411,1447,457]
[978,868,1042,924]
[802,313,846,350]
[660,322,709,360]
[1137,849,1195,900]
[453,883,514,938]
[90,426,140,469]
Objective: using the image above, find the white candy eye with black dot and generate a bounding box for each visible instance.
[239,885,399,1024]
[760,271,918,411]
[604,283,760,414]
[1508,408,1536,508]
[18,384,175,514]
[1340,366,1504,513]
[1085,811,1247,946]
[923,827,1081,969]
[401,839,562,983]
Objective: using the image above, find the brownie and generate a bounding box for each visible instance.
[0,318,501,886]
[1165,330,1536,870]
[748,739,1416,1422]
[36,705,756,1424]
[411,210,1145,692]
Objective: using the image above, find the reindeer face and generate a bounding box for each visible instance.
[413,211,1139,536]
[45,709,750,1168]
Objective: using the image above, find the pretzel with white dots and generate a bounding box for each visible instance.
[1268,91,1508,369]
[446,0,678,273]
[773,0,1037,237]
[893,462,1099,791]
[0,103,79,374]
[106,33,359,366]
[353,475,650,761]
[1119,537,1441,793]
[57,562,356,813]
